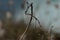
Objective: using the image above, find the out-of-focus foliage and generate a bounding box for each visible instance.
[0,19,59,40]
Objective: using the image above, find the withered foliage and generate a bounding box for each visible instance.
[0,17,59,40]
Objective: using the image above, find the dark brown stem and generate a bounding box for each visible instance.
[18,2,41,40]
[18,3,33,40]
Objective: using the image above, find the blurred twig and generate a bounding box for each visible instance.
[25,2,41,28]
[47,26,54,40]
[18,2,41,40]
[18,2,33,40]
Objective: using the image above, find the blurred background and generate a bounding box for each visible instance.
[0,0,60,40]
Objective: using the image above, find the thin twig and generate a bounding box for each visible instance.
[18,2,42,40]
[18,2,33,40]
[25,13,41,28]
